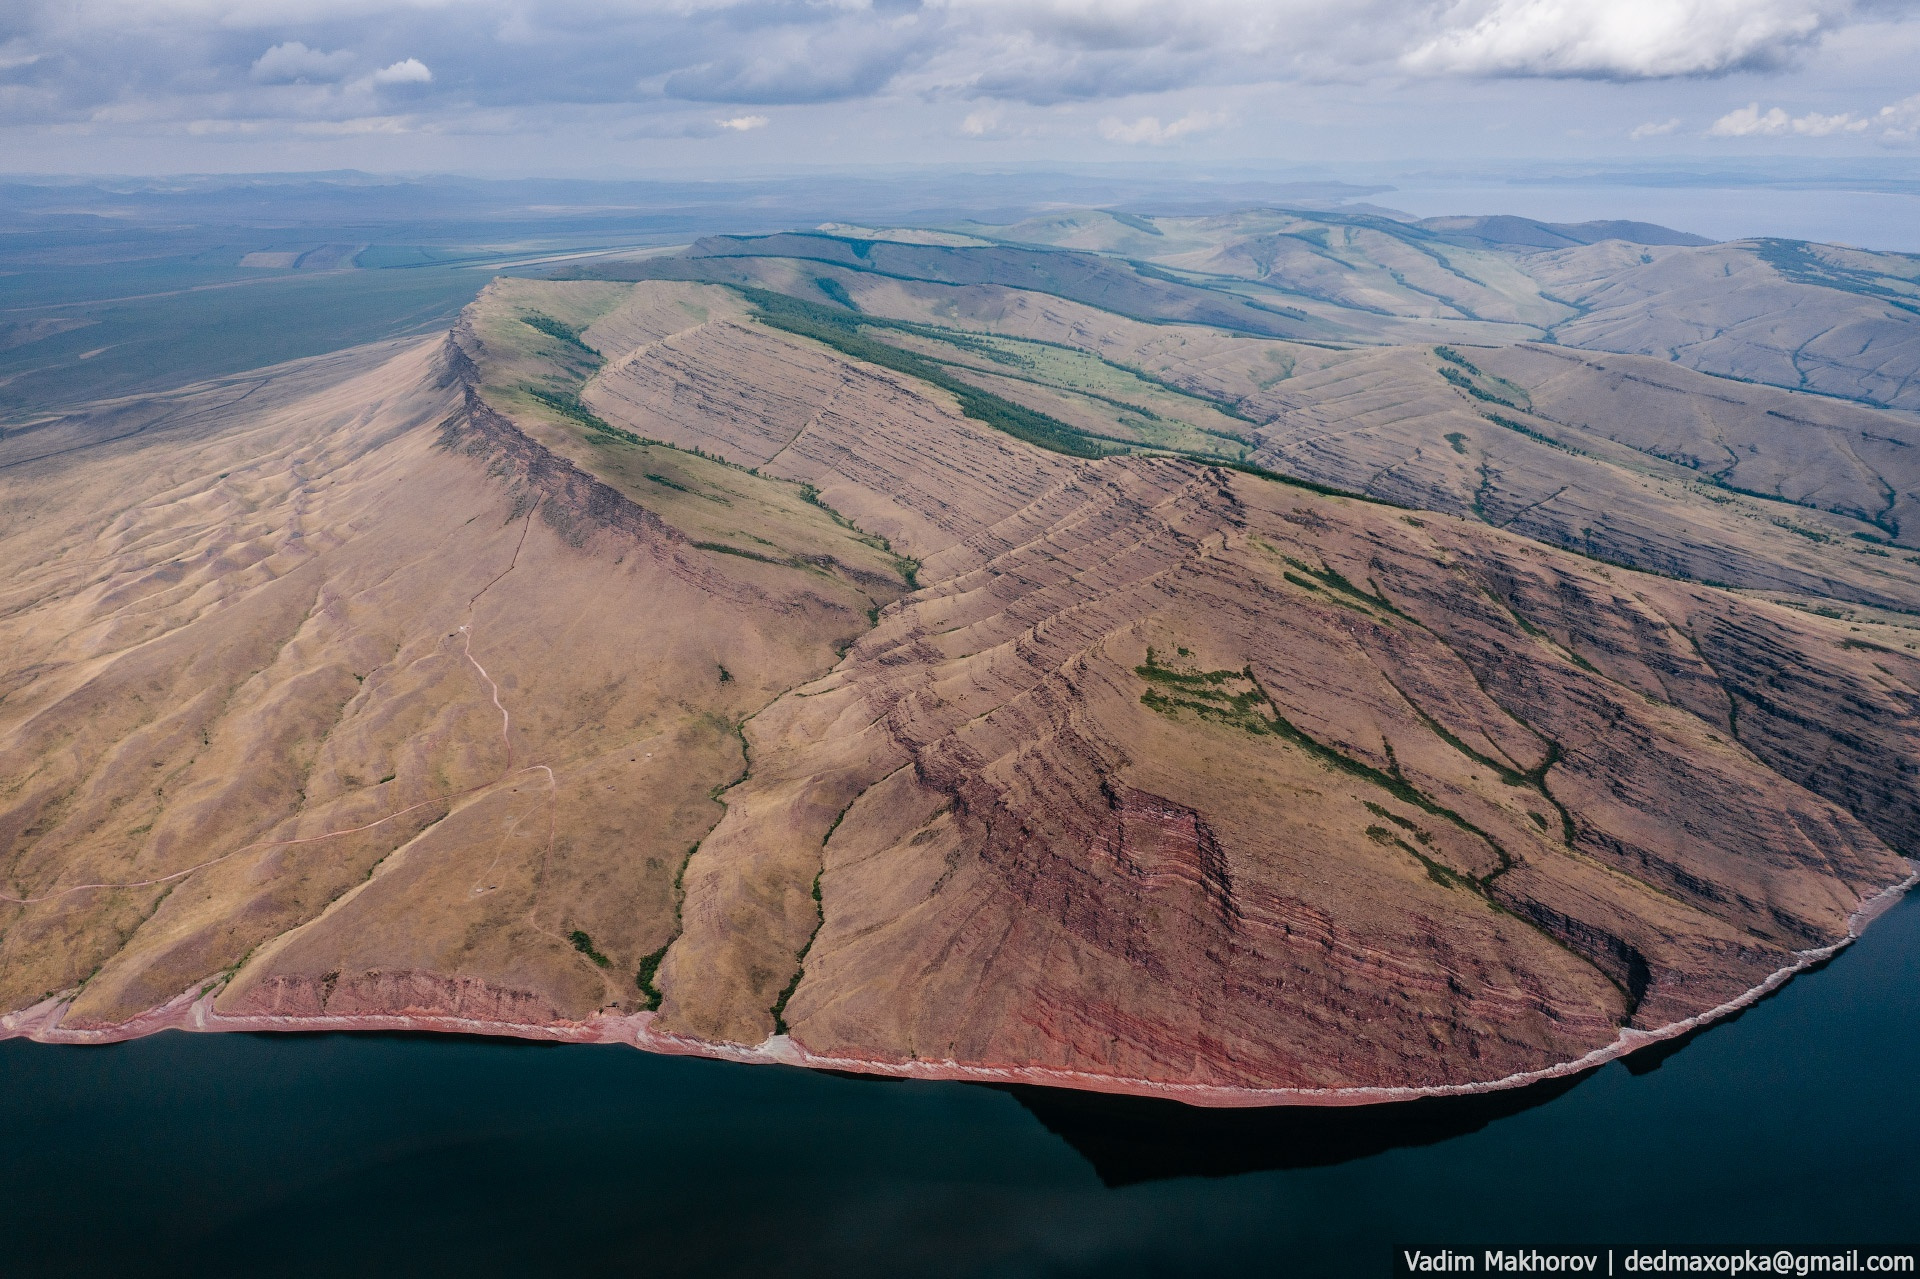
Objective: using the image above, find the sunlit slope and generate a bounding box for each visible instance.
[537,283,1915,1084]
[453,278,918,581]
[1473,343,1920,538]
[5,267,1918,1100]
[1507,239,1920,411]
[1239,343,1920,614]
[959,208,1920,412]
[599,239,1920,615]
[0,312,899,1024]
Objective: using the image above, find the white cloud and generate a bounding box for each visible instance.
[1629,117,1681,139]
[0,0,1911,149]
[1098,109,1227,144]
[1878,93,1920,141]
[957,107,1040,139]
[370,57,432,86]
[1403,0,1840,79]
[1709,101,1872,136]
[961,108,1001,137]
[1709,104,1791,136]
[1790,109,1867,135]
[0,38,45,72]
[715,114,768,130]
[249,42,356,84]
[295,115,416,135]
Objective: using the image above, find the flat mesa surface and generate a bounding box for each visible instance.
[3,212,1918,1105]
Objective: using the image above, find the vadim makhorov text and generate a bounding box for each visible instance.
[1402,1250,1916,1275]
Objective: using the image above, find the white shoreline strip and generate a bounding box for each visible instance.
[4,866,1914,1109]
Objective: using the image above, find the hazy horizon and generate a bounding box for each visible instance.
[6,156,1919,251]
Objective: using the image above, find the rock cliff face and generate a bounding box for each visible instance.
[237,969,565,1024]
[4,262,1916,1102]
[654,451,1911,1090]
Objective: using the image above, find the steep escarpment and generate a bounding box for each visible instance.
[0,320,894,1029]
[6,267,1917,1104]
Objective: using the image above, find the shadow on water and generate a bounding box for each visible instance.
[997,1071,1591,1186]
[1001,917,1895,1187]
[1620,944,1844,1077]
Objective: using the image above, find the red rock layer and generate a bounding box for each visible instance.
[654,453,1916,1091]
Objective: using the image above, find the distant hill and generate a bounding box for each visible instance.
[1419,215,1714,250]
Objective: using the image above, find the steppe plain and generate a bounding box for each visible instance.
[4,206,1918,1102]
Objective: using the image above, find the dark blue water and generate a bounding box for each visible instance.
[4,893,1917,1277]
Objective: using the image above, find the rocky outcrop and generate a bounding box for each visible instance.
[651,447,1913,1091]
[235,969,565,1024]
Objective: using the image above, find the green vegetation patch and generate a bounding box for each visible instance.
[1136,647,1523,898]
[635,842,703,1011]
[1367,825,1471,891]
[1106,210,1163,236]
[522,311,597,354]
[1440,364,1517,408]
[1136,648,1277,736]
[1752,240,1920,317]
[1435,347,1532,410]
[1279,555,1409,619]
[1220,459,1379,503]
[1484,413,1581,456]
[812,276,859,310]
[741,288,1111,459]
[524,386,637,442]
[569,930,612,968]
[769,864,829,1035]
[635,944,668,1010]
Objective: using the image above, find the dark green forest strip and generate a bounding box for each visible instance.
[741,288,1110,458]
[521,311,597,354]
[739,286,1404,508]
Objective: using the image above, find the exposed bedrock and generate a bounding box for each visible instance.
[234,969,566,1024]
[6,279,1916,1101]
[652,454,1914,1091]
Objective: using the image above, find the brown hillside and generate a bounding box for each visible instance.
[4,273,1916,1104]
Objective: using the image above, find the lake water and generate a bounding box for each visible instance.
[3,891,1917,1277]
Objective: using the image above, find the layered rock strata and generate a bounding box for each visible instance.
[4,278,1916,1103]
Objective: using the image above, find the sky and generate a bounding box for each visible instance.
[2,0,1920,176]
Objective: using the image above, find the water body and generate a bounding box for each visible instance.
[4,893,1917,1277]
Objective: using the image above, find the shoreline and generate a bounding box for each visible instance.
[5,866,1914,1109]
